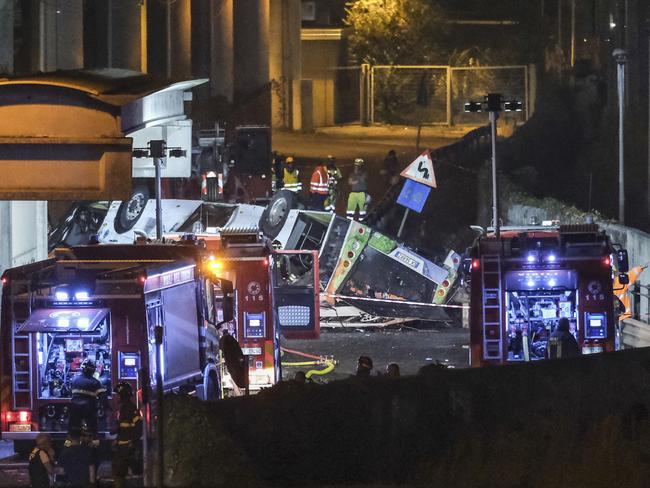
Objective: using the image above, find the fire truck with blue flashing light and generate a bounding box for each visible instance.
[0,235,320,453]
[468,224,629,367]
[0,242,228,454]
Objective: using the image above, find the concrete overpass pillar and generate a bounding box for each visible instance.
[269,0,302,129]
[0,0,13,74]
[233,0,270,124]
[40,0,83,71]
[210,0,234,101]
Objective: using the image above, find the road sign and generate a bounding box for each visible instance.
[397,179,431,213]
[400,150,437,188]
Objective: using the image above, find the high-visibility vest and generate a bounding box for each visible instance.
[310,166,329,195]
[283,168,302,192]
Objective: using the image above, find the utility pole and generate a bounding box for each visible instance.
[613,48,627,224]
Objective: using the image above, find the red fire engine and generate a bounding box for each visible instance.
[468,224,628,366]
[0,233,320,453]
[0,242,226,453]
[193,231,320,393]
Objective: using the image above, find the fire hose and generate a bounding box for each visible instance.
[281,347,337,378]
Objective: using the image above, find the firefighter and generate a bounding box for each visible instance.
[346,158,369,220]
[547,317,580,359]
[283,156,302,193]
[28,433,54,488]
[111,382,143,488]
[309,162,329,210]
[324,155,342,212]
[68,358,106,438]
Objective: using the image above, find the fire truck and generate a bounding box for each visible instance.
[0,234,320,452]
[197,229,320,393]
[0,241,228,453]
[468,224,629,367]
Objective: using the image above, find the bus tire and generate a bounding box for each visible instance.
[259,189,295,239]
[114,185,150,234]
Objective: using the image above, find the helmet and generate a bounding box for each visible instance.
[327,155,336,166]
[354,158,365,166]
[81,358,96,375]
[285,156,294,165]
[113,381,134,399]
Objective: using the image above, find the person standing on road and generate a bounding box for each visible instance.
[271,152,284,192]
[381,149,400,186]
[111,382,143,488]
[547,317,580,359]
[59,430,96,488]
[356,356,374,377]
[347,158,369,220]
[28,433,54,488]
[309,163,330,210]
[325,156,342,213]
[68,359,105,439]
[283,156,302,193]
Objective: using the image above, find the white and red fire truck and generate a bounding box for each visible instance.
[468,224,628,367]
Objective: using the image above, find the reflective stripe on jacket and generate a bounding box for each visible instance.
[310,166,329,195]
[283,168,302,192]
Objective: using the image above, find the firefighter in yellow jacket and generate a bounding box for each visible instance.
[283,156,302,193]
[111,382,143,488]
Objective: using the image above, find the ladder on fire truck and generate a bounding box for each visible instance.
[481,253,503,361]
[10,286,33,410]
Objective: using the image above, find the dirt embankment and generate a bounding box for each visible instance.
[164,348,650,487]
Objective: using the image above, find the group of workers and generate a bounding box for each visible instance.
[272,153,370,219]
[29,359,142,488]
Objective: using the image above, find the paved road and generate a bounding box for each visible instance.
[282,326,470,381]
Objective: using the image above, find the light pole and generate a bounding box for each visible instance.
[133,141,186,240]
[464,94,522,239]
[613,48,627,224]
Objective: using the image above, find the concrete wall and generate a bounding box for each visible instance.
[301,39,341,127]
[0,201,48,276]
[504,198,650,322]
[164,347,650,487]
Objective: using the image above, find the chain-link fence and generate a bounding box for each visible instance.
[370,66,449,125]
[307,64,531,127]
[366,64,530,126]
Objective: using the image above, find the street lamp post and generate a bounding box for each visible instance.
[613,48,627,224]
[464,94,522,239]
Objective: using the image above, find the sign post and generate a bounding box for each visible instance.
[396,151,437,238]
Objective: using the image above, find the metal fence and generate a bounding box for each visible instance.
[307,64,532,127]
[370,65,450,125]
[305,64,530,127]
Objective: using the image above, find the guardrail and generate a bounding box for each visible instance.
[621,318,650,349]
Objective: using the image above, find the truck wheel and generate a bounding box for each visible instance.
[204,367,221,401]
[114,185,149,234]
[205,177,220,202]
[259,189,295,239]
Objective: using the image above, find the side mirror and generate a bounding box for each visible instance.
[618,273,629,285]
[617,249,629,273]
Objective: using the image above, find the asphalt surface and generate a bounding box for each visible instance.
[282,326,470,381]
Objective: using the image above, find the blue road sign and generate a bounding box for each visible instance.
[397,179,431,213]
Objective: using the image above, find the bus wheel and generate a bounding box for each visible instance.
[259,189,295,239]
[114,185,149,234]
[204,366,221,401]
